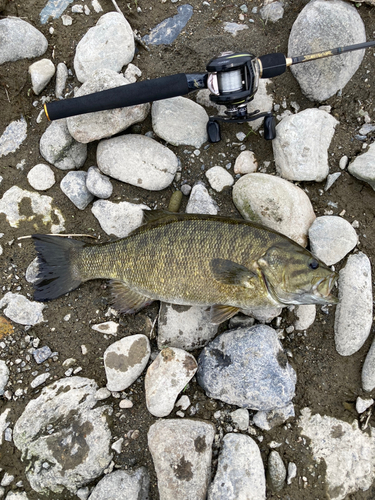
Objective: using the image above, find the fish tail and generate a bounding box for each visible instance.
[32,234,86,301]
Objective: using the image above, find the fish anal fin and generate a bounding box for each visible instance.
[210,305,240,325]
[110,280,153,314]
[210,258,256,288]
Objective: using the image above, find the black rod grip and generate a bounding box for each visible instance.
[258,53,287,78]
[45,73,191,121]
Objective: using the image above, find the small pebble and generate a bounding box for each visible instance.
[119,399,133,409]
[33,346,52,364]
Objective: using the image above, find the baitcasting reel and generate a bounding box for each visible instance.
[44,40,375,143]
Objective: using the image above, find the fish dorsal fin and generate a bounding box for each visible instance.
[210,305,240,324]
[142,209,180,225]
[109,280,153,314]
[210,258,256,287]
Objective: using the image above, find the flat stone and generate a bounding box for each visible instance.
[0,17,48,64]
[91,200,148,237]
[348,142,375,190]
[356,396,373,414]
[362,340,375,392]
[142,4,193,45]
[334,252,373,356]
[55,62,68,98]
[27,164,56,191]
[40,0,74,23]
[0,293,45,326]
[234,150,258,175]
[33,345,52,364]
[29,59,55,95]
[260,2,284,23]
[0,361,9,396]
[88,468,149,500]
[91,321,119,336]
[294,304,316,331]
[104,334,151,392]
[97,134,178,191]
[185,182,218,215]
[0,117,27,158]
[205,166,234,192]
[230,408,249,431]
[60,171,94,210]
[253,402,295,430]
[208,434,266,500]
[273,109,338,182]
[148,419,215,500]
[86,166,113,199]
[267,451,286,492]
[232,173,316,246]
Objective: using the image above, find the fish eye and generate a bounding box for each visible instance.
[309,259,319,270]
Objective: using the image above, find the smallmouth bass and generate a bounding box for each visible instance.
[32,210,338,324]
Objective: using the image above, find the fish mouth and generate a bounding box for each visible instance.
[313,272,338,304]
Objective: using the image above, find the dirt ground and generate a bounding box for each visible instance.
[1,0,375,499]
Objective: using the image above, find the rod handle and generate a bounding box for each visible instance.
[258,53,287,78]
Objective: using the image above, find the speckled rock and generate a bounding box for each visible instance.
[27,164,55,191]
[0,17,48,64]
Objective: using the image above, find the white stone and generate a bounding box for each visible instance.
[273,109,338,182]
[247,79,273,131]
[0,408,11,445]
[230,408,249,431]
[145,347,197,417]
[334,252,373,356]
[0,17,48,64]
[0,117,27,158]
[60,171,94,210]
[27,164,55,191]
[339,155,349,170]
[362,340,375,392]
[260,2,284,22]
[234,150,258,175]
[91,321,119,335]
[86,166,113,199]
[223,22,249,36]
[294,304,316,331]
[97,134,178,191]
[232,173,316,246]
[0,293,45,326]
[299,407,375,499]
[253,403,295,431]
[308,216,358,266]
[152,96,208,148]
[124,63,142,83]
[267,451,286,492]
[104,335,151,392]
[67,69,149,143]
[348,142,375,190]
[287,462,297,484]
[185,183,218,215]
[356,396,373,414]
[88,469,149,500]
[324,172,341,191]
[74,12,135,83]
[29,59,55,95]
[205,166,234,192]
[55,62,68,98]
[91,200,148,238]
[0,361,9,396]
[176,395,191,411]
[30,372,51,389]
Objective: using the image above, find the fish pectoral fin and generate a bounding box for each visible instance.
[210,304,240,325]
[109,280,153,314]
[210,258,256,287]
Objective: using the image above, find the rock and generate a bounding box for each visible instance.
[27,164,56,191]
[145,347,197,417]
[241,305,283,323]
[325,172,341,191]
[339,155,349,170]
[29,59,55,95]
[234,150,258,175]
[0,293,45,325]
[148,419,215,500]
[74,12,135,83]
[247,79,273,131]
[152,97,208,148]
[124,63,142,83]
[104,334,151,392]
[60,171,95,210]
[55,62,68,98]
[230,408,249,431]
[142,4,193,45]
[185,183,218,215]
[40,119,87,170]
[91,321,119,336]
[197,325,296,411]
[260,2,284,23]
[334,252,373,356]
[362,340,375,392]
[13,377,112,494]
[33,345,52,364]
[223,22,249,37]
[91,200,148,237]
[0,360,9,396]
[31,372,51,389]
[299,407,375,499]
[294,304,316,331]
[97,134,178,191]
[88,468,149,500]
[157,303,218,351]
[0,408,11,446]
[67,70,149,143]
[0,186,64,233]
[0,17,48,64]
[176,395,191,411]
[356,396,373,414]
[287,462,297,484]
[267,451,286,492]
[4,492,28,500]
[208,434,266,500]
[86,166,113,199]
[232,173,316,246]
[310,216,359,265]
[205,166,234,192]
[348,142,375,190]
[288,0,366,102]
[272,109,338,182]
[40,0,74,23]
[253,402,295,430]
[0,117,27,158]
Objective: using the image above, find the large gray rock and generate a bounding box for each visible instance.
[288,0,366,102]
[197,325,296,411]
[152,97,208,148]
[0,17,48,64]
[67,70,149,143]
[334,252,373,356]
[74,12,135,83]
[97,134,178,191]
[232,173,316,247]
[148,419,215,500]
[13,377,112,494]
[273,109,338,182]
[348,142,375,190]
[88,468,149,500]
[208,434,266,500]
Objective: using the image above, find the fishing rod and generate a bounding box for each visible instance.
[44,40,375,143]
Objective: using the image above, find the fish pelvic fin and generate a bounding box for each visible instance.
[32,235,85,301]
[110,280,154,314]
[210,304,240,325]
